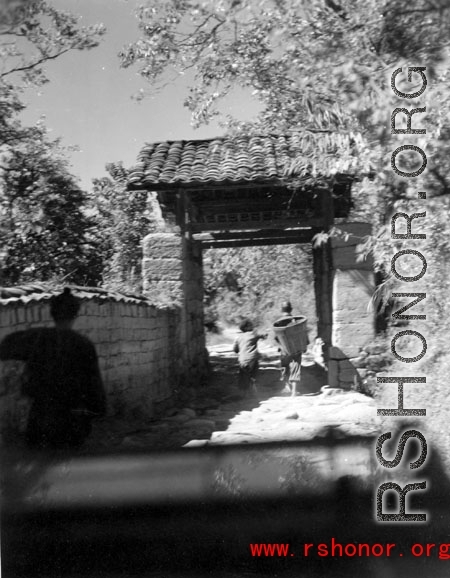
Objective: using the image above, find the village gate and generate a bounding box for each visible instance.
[127,135,376,388]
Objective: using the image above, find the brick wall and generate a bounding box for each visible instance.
[0,290,180,440]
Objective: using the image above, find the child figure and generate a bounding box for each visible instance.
[233,319,266,395]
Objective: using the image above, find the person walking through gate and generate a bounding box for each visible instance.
[0,288,106,449]
[233,319,267,395]
[275,301,307,397]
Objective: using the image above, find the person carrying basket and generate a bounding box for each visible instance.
[274,301,309,397]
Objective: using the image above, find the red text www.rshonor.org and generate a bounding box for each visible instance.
[249,540,450,559]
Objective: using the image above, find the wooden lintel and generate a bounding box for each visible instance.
[189,217,324,233]
[193,228,319,242]
[201,235,314,249]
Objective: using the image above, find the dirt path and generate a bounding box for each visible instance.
[84,334,381,452]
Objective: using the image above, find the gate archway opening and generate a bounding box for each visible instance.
[128,136,375,389]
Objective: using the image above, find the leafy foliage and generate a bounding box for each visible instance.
[0,0,105,150]
[0,0,106,286]
[0,137,103,285]
[203,245,316,331]
[90,163,158,293]
[120,0,450,179]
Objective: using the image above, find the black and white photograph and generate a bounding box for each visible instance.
[1,0,450,576]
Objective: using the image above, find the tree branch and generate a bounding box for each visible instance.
[172,14,225,48]
[0,46,73,78]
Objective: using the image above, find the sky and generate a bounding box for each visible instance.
[20,0,259,190]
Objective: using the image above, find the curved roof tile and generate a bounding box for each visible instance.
[127,134,313,189]
[0,284,160,307]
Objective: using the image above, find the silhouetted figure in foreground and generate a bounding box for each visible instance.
[0,288,106,449]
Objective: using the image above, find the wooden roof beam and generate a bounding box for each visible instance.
[200,236,314,249]
[190,217,324,233]
[193,228,318,242]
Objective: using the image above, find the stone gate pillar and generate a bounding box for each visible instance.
[142,231,208,387]
[328,222,376,388]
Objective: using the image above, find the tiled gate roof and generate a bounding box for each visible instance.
[127,135,309,189]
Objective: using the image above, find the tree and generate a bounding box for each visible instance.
[0,0,106,285]
[119,0,450,222]
[90,163,158,293]
[203,245,316,329]
[0,136,103,285]
[0,0,105,151]
[119,0,450,298]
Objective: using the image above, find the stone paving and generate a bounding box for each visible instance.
[84,334,381,452]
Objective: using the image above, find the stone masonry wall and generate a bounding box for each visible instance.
[142,232,208,386]
[0,290,179,441]
[328,222,377,389]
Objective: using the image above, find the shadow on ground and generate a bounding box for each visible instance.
[81,343,328,452]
